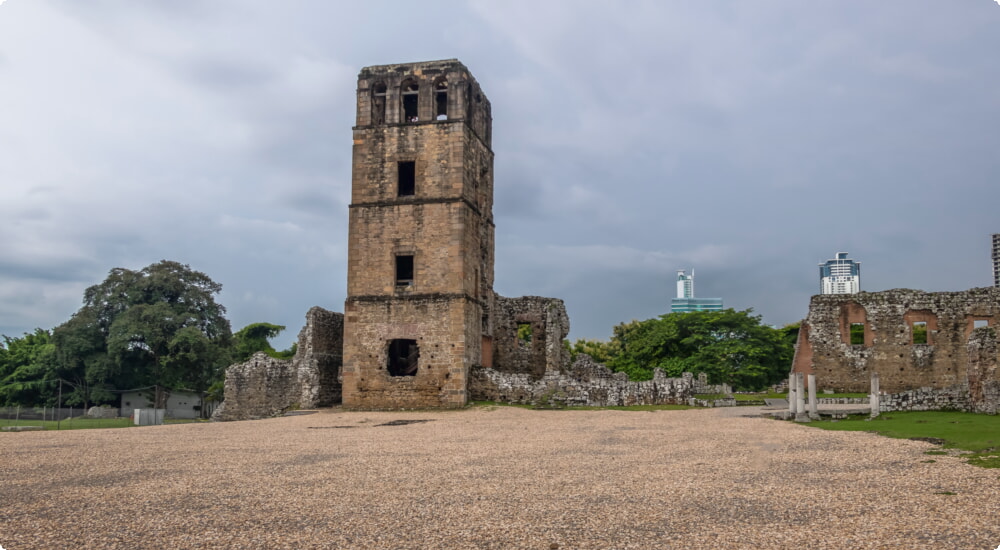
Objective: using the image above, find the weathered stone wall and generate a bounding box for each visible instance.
[470,354,728,407]
[792,287,1000,413]
[214,307,344,421]
[214,352,298,421]
[342,296,476,409]
[294,306,343,408]
[491,295,570,379]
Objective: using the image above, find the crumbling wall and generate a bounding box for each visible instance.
[792,288,1000,412]
[294,306,343,407]
[213,352,298,421]
[470,353,728,407]
[214,307,344,421]
[491,296,569,378]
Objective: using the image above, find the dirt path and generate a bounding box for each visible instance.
[1,406,997,549]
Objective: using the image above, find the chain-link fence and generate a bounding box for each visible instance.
[0,406,134,430]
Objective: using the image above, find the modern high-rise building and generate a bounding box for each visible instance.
[670,270,723,313]
[819,252,861,294]
[992,234,999,288]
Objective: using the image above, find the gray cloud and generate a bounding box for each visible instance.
[1,1,998,348]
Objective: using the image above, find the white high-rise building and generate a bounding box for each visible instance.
[671,270,723,313]
[676,270,694,298]
[819,252,861,294]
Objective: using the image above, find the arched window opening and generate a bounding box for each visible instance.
[371,82,387,124]
[387,339,419,376]
[401,79,419,122]
[434,79,448,120]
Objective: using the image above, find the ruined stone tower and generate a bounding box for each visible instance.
[342,60,495,409]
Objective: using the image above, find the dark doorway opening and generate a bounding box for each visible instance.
[388,339,419,376]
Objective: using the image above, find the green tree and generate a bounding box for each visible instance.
[603,309,793,391]
[232,322,290,362]
[53,260,233,407]
[0,329,58,406]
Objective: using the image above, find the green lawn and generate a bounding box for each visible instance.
[806,411,1000,468]
[1,417,202,430]
[470,400,695,411]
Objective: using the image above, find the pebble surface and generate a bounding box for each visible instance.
[2,406,998,549]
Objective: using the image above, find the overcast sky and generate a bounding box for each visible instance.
[2,1,999,349]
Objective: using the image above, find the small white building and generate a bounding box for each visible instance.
[120,389,205,419]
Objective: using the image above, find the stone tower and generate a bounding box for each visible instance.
[342,60,495,409]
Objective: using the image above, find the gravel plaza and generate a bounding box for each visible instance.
[2,406,998,549]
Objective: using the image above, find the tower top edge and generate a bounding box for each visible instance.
[359,59,468,76]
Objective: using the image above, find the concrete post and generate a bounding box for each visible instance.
[794,373,810,422]
[788,374,797,415]
[869,371,880,418]
[807,374,818,420]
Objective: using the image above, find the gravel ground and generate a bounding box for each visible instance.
[1,406,998,550]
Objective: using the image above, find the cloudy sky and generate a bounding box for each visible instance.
[2,1,999,348]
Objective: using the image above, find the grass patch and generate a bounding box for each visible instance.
[469,401,694,411]
[1,417,203,431]
[805,411,1000,468]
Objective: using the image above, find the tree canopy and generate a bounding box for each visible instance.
[570,309,794,391]
[1,261,236,408]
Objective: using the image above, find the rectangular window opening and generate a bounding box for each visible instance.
[435,91,448,120]
[849,323,865,345]
[402,94,418,122]
[912,322,928,345]
[517,322,533,348]
[395,255,414,287]
[398,161,415,196]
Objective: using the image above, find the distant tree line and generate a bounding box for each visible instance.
[0,261,292,409]
[566,309,798,391]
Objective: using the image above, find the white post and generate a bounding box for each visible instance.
[794,373,809,422]
[788,374,797,415]
[869,371,880,418]
[808,374,818,420]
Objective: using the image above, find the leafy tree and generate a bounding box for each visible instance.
[232,322,289,362]
[52,260,233,407]
[565,338,616,364]
[0,329,57,406]
[602,309,793,391]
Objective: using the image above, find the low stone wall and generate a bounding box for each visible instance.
[470,354,726,407]
[86,406,118,419]
[213,353,298,421]
[878,385,973,413]
[815,398,869,405]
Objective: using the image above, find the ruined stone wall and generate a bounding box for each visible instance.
[491,296,570,378]
[214,307,344,421]
[294,306,343,408]
[213,353,298,421]
[792,288,1000,412]
[470,354,725,407]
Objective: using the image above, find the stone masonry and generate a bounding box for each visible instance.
[791,288,999,413]
[342,60,495,409]
[214,307,343,421]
